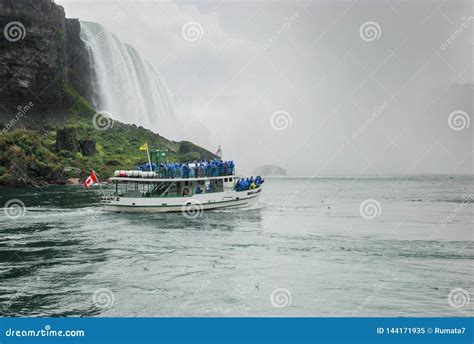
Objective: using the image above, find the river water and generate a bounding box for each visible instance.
[0,176,472,317]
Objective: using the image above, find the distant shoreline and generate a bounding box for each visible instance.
[1,174,472,189]
[264,174,473,179]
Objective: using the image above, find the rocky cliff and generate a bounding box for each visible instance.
[0,0,91,122]
[0,0,217,186]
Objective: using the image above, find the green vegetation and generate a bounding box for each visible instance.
[0,86,215,186]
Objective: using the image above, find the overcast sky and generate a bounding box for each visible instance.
[57,0,472,175]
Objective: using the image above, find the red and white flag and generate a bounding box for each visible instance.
[215,145,222,158]
[83,171,98,189]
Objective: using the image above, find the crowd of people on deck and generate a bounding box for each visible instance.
[234,176,264,191]
[137,160,235,179]
[136,159,264,191]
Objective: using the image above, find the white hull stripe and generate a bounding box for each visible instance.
[103,194,259,212]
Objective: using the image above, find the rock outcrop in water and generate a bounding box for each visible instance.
[253,165,288,176]
[0,0,216,186]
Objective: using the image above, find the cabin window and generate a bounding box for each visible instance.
[185,181,189,186]
[224,178,228,182]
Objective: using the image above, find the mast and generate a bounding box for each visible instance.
[145,142,152,172]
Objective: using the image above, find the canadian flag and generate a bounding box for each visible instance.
[84,171,98,189]
[215,145,222,158]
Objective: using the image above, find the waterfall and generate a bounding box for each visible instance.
[79,21,179,138]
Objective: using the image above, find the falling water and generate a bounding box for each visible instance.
[79,21,179,138]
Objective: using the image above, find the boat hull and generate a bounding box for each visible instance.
[101,187,261,213]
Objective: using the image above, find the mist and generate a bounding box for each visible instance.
[57,0,473,176]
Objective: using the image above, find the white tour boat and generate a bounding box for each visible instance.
[100,166,264,213]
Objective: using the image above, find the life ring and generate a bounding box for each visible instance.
[182,188,189,196]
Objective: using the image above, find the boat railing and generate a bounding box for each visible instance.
[134,160,235,178]
[114,169,235,179]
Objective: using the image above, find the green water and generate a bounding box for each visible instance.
[0,176,472,316]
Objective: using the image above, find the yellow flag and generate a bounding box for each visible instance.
[139,143,148,151]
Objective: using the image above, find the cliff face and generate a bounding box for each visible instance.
[0,0,91,121]
[65,18,92,101]
[0,0,218,187]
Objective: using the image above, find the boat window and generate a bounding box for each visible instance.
[185,181,189,186]
[214,179,223,191]
[224,178,228,182]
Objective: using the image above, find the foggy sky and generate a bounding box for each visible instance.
[57,0,473,175]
